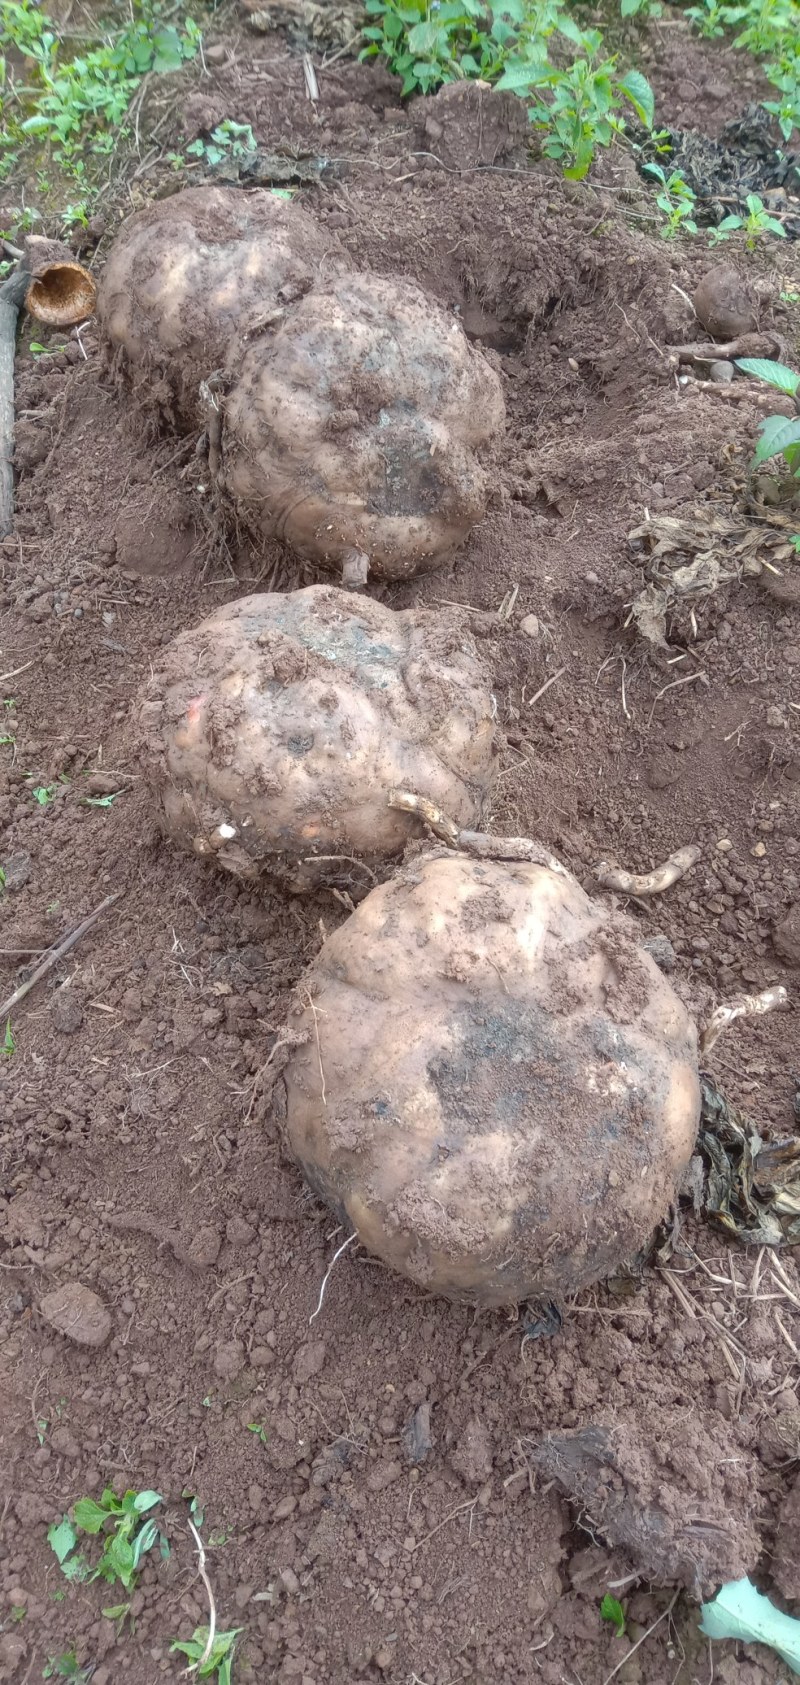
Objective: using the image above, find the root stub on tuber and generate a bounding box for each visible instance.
[135,585,496,892]
[281,852,701,1306]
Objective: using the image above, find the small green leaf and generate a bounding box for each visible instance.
[101,1602,130,1620]
[2,1018,14,1057]
[73,1497,111,1534]
[132,1489,162,1513]
[601,1593,626,1636]
[616,68,654,128]
[61,1552,91,1583]
[736,357,800,396]
[81,792,121,808]
[48,1516,78,1565]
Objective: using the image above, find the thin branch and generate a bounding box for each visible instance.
[0,891,122,1019]
[186,1518,216,1672]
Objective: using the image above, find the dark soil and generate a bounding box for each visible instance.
[1,7,800,1685]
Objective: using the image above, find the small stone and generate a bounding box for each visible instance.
[40,1282,111,1348]
[249,1346,274,1369]
[248,1483,264,1513]
[1,851,31,891]
[716,838,733,852]
[774,903,800,966]
[366,1459,403,1494]
[519,613,541,639]
[293,1340,326,1383]
[51,988,84,1034]
[279,1567,300,1596]
[226,1215,256,1246]
[642,934,676,974]
[273,1494,297,1520]
[213,1339,245,1380]
[449,1415,493,1485]
[752,842,767,858]
[767,705,786,729]
[205,41,227,62]
[709,360,734,384]
[693,265,757,340]
[402,1400,434,1465]
[234,1583,252,1610]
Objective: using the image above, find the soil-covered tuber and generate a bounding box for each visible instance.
[282,853,701,1305]
[221,271,505,579]
[98,185,345,425]
[135,585,496,890]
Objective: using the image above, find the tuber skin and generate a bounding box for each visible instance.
[220,271,505,580]
[282,853,701,1306]
[135,585,497,891]
[97,185,347,427]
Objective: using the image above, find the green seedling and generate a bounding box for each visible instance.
[35,1411,48,1444]
[684,0,729,36]
[81,792,121,809]
[186,120,257,168]
[2,1018,14,1057]
[42,1656,90,1683]
[600,1593,627,1636]
[643,162,698,237]
[710,191,786,247]
[361,1,654,179]
[170,1625,242,1685]
[29,341,55,357]
[735,357,800,547]
[47,1489,168,1593]
[246,1422,268,1446]
[0,865,5,890]
[32,783,58,803]
[10,1605,25,1622]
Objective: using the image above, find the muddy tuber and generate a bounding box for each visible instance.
[220,271,505,580]
[281,853,701,1305]
[98,184,346,426]
[135,585,496,891]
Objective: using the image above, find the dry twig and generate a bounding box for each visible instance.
[0,892,122,1019]
[186,1517,216,1672]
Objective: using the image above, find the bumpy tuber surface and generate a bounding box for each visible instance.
[135,586,496,891]
[282,853,701,1305]
[221,271,505,579]
[98,185,346,426]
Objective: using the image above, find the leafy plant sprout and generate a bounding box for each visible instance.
[734,357,800,547]
[710,192,787,247]
[186,119,257,168]
[47,1489,169,1593]
[360,1,655,179]
[642,162,698,238]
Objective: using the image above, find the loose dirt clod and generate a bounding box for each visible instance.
[136,585,496,890]
[39,1281,112,1348]
[282,851,700,1305]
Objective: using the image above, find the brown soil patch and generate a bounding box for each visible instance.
[1,12,799,1685]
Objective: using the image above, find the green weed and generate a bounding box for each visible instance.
[170,1626,243,1684]
[47,1489,168,1593]
[2,1018,14,1057]
[361,0,654,179]
[601,1593,626,1636]
[42,1656,90,1683]
[246,1422,268,1445]
[186,118,256,167]
[81,792,122,809]
[735,357,800,547]
[0,1,201,185]
[710,190,786,246]
[642,162,698,237]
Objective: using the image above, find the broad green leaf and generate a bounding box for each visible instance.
[496,56,549,90]
[736,358,800,395]
[132,1490,162,1513]
[73,1498,110,1534]
[48,1517,78,1564]
[754,415,800,464]
[701,1577,800,1675]
[616,69,654,128]
[407,19,443,52]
